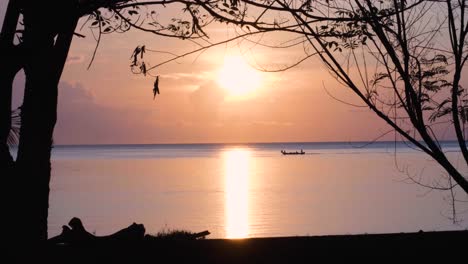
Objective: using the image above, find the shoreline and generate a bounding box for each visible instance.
[43,230,467,262]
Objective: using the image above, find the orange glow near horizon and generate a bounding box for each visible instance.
[224,148,250,238]
[217,56,262,97]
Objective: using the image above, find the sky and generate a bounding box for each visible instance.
[1,1,462,144]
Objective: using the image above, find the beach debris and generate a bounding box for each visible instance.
[48,217,145,245]
[192,230,210,239]
[48,217,210,245]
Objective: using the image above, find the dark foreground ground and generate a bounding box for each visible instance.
[17,230,468,263]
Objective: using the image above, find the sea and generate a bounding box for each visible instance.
[43,141,468,238]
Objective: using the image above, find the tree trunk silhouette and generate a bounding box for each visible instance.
[9,1,78,244]
[0,0,126,246]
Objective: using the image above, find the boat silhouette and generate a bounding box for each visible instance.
[281,149,305,155]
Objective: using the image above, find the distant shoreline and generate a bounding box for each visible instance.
[42,140,464,148]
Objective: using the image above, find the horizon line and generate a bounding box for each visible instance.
[48,139,463,147]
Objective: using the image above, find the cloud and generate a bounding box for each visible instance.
[55,81,156,144]
[252,121,293,127]
[189,81,227,120]
[59,82,94,104]
[157,71,212,91]
[162,72,206,81]
[66,54,85,65]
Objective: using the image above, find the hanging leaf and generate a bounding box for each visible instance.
[140,62,147,76]
[130,45,144,66]
[153,76,160,99]
[140,45,145,59]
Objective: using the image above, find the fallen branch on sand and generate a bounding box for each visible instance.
[48,217,210,245]
[48,217,145,245]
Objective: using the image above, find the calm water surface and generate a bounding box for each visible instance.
[48,142,468,238]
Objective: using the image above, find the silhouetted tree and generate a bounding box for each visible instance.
[131,1,468,218]
[0,0,238,246]
[192,0,468,212]
[1,0,82,247]
[130,1,468,192]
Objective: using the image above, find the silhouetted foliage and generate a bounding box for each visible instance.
[7,107,20,146]
[148,228,203,240]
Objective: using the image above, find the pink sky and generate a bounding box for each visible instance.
[1,1,463,144]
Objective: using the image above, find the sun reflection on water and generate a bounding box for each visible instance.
[224,148,250,238]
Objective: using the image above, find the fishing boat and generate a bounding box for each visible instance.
[281,149,305,155]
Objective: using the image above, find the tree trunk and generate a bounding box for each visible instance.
[16,29,57,245]
[15,1,78,244]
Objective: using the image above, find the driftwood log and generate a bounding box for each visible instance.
[192,230,210,239]
[48,217,145,245]
[48,217,211,245]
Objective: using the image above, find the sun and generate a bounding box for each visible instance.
[216,56,262,96]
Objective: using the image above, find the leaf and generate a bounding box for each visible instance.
[153,76,160,99]
[141,45,145,59]
[140,62,147,76]
[130,46,144,66]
